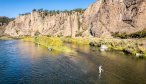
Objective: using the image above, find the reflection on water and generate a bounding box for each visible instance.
[0,40,146,84]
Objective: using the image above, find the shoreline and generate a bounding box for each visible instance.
[1,36,146,58]
[63,37,146,58]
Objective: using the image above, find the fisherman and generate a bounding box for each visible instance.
[99,65,104,73]
[99,65,104,79]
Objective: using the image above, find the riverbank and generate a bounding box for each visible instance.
[2,36,146,58]
[22,36,72,53]
[0,36,25,40]
[53,37,146,58]
[62,37,146,58]
[89,38,146,58]
[0,36,14,40]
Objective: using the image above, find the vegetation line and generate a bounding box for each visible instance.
[21,36,146,58]
[89,38,146,58]
[22,36,72,52]
[19,8,85,16]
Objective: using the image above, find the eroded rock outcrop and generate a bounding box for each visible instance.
[5,12,83,37]
[0,17,13,36]
[86,0,146,37]
[0,26,5,36]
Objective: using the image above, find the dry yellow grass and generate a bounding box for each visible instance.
[22,36,72,52]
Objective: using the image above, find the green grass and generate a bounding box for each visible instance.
[62,37,90,45]
[91,38,146,57]
[22,36,72,52]
[0,36,13,40]
[112,29,146,39]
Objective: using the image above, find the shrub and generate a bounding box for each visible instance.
[0,17,14,25]
[112,30,146,39]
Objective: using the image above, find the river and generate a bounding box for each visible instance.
[0,40,146,84]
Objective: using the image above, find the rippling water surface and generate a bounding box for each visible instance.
[0,40,146,84]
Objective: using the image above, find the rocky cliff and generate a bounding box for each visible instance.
[0,26,5,36]
[5,0,146,38]
[0,16,13,36]
[86,0,146,37]
[5,11,83,37]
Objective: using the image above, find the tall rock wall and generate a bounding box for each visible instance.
[0,26,5,36]
[5,12,83,37]
[86,0,146,37]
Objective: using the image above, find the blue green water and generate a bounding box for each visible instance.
[0,40,146,84]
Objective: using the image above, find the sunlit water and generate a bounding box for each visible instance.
[0,40,146,84]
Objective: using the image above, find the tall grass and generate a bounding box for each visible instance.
[0,36,13,40]
[92,38,146,57]
[22,36,146,57]
[62,37,90,45]
[22,36,72,52]
[112,30,146,39]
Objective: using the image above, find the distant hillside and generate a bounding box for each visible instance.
[0,17,14,26]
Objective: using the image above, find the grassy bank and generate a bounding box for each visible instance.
[90,38,146,57]
[0,36,13,40]
[22,36,72,52]
[4,35,146,58]
[62,37,90,45]
[0,36,27,40]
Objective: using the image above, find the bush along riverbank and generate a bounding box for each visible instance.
[22,36,72,53]
[89,38,146,58]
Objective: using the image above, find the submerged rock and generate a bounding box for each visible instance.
[48,48,53,51]
[135,53,144,58]
[100,45,108,51]
[89,42,96,46]
[123,49,133,54]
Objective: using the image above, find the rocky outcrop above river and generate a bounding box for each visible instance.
[0,24,5,36]
[0,16,14,36]
[0,26,5,36]
[86,0,146,37]
[5,12,83,37]
[5,0,146,38]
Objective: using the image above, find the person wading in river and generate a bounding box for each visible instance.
[99,65,104,79]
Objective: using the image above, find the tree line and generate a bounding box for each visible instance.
[19,8,86,16]
[0,16,15,25]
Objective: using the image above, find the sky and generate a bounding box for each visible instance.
[0,0,96,18]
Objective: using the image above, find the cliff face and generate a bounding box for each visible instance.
[0,26,5,36]
[5,12,83,37]
[86,0,146,37]
[0,16,13,36]
[5,0,146,38]
[0,23,5,36]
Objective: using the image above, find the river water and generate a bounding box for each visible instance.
[0,40,146,84]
